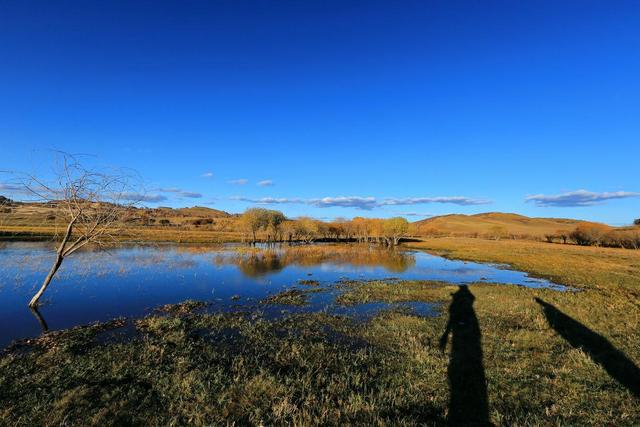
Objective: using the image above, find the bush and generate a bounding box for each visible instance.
[570,224,611,246]
[570,224,640,249]
[634,218,640,226]
[191,218,213,226]
[601,229,640,250]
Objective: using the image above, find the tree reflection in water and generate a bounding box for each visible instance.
[216,244,416,278]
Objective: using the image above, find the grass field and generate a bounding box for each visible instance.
[412,212,594,239]
[0,225,245,243]
[0,238,639,425]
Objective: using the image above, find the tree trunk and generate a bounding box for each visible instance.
[29,306,49,332]
[29,254,63,308]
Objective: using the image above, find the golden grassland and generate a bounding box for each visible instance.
[406,237,640,294]
[0,236,639,424]
[3,201,627,243]
[412,212,594,238]
[0,224,245,243]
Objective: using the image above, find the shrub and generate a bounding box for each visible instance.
[570,224,611,246]
[601,229,640,250]
[634,218,640,226]
[191,218,214,226]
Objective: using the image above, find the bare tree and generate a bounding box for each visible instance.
[15,153,139,307]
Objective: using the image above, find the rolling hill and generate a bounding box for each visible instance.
[412,212,599,238]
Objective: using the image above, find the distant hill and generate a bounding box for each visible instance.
[413,212,599,238]
[0,201,231,228]
[174,206,230,218]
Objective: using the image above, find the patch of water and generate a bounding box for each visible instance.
[0,242,567,348]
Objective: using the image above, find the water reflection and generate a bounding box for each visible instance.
[218,245,416,277]
[0,242,565,348]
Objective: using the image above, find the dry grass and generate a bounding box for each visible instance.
[406,237,640,294]
[413,212,596,239]
[1,237,639,424]
[0,225,244,243]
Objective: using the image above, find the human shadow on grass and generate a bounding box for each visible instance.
[439,285,491,426]
[535,298,640,400]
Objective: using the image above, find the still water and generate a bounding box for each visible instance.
[0,242,565,348]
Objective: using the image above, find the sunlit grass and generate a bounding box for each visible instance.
[1,238,639,424]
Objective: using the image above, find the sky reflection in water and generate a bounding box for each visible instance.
[0,242,565,348]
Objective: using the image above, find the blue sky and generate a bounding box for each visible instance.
[1,1,639,225]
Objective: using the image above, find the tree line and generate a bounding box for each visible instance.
[545,223,640,250]
[239,208,410,246]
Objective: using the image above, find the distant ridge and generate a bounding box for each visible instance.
[159,206,230,218]
[413,212,600,238]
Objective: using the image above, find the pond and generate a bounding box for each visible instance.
[0,242,566,348]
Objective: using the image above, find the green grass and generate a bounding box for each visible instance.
[261,289,319,306]
[0,309,448,425]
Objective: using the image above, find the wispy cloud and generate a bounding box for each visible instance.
[157,188,203,199]
[380,197,491,206]
[526,189,640,207]
[257,179,274,187]
[229,179,249,185]
[0,183,24,193]
[396,212,434,217]
[312,196,378,210]
[231,195,491,210]
[231,196,302,205]
[119,192,167,203]
[201,172,214,178]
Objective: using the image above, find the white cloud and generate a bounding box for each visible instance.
[380,196,491,206]
[119,192,167,203]
[0,183,24,193]
[257,179,274,187]
[231,195,491,210]
[229,179,249,185]
[201,172,214,178]
[397,212,434,217]
[157,188,203,198]
[526,190,640,207]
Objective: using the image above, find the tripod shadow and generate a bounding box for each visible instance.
[535,298,640,399]
[440,286,491,426]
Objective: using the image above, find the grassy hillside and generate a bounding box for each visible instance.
[0,202,230,227]
[413,212,599,239]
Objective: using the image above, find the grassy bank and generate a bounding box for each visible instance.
[0,225,245,243]
[406,237,640,293]
[1,238,639,425]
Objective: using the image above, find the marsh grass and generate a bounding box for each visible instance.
[338,279,640,424]
[1,238,639,425]
[0,308,449,426]
[260,288,320,306]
